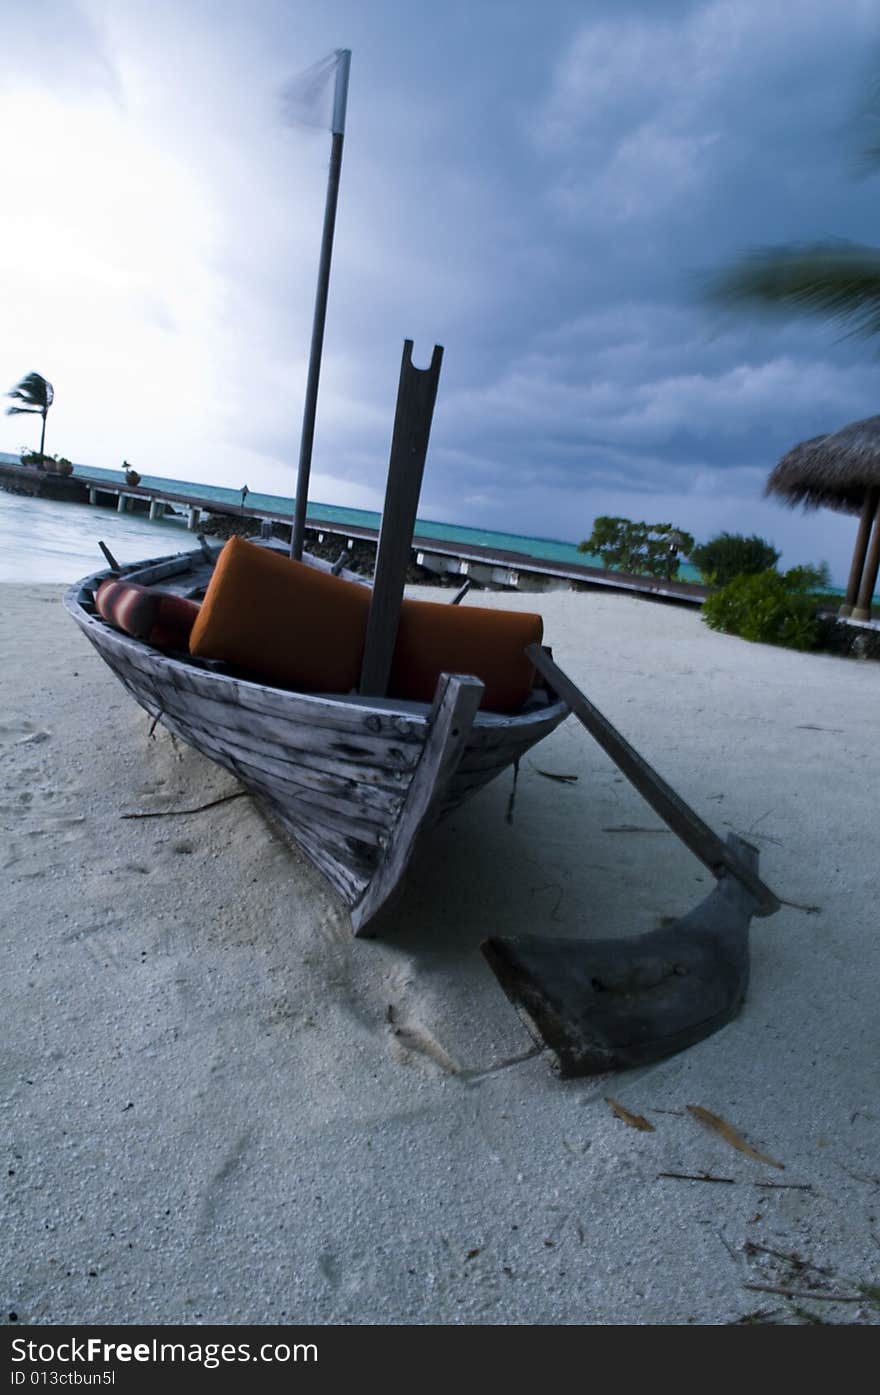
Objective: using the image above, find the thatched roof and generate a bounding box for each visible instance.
[766,415,880,514]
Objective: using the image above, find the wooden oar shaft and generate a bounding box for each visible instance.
[527,645,780,917]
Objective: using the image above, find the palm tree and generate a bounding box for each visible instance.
[5,372,54,462]
[706,241,880,339]
[705,82,880,339]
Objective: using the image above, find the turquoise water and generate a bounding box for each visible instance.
[1,451,853,597]
[0,485,193,584]
[21,454,706,583]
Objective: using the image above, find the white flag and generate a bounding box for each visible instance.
[281,49,350,136]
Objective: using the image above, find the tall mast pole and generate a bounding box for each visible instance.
[290,48,351,560]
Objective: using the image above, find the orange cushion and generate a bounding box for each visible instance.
[188,535,371,691]
[189,536,542,710]
[389,598,542,714]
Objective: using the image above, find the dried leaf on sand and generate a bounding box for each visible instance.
[530,765,578,784]
[687,1105,784,1169]
[606,1096,655,1131]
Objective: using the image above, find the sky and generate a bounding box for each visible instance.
[3,0,880,582]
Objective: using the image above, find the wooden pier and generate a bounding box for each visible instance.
[1,458,706,605]
[0,459,89,504]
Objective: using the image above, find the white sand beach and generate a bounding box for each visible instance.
[1,582,878,1326]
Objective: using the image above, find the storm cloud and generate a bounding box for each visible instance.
[3,0,880,579]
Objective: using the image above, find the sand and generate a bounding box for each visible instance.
[1,582,878,1326]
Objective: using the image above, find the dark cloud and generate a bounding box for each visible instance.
[2,0,879,580]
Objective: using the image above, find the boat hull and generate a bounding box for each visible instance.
[64,547,569,931]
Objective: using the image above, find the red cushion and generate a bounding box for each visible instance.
[96,579,200,651]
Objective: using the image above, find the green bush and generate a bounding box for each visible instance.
[579,516,695,578]
[690,532,780,587]
[701,568,823,650]
[785,561,831,592]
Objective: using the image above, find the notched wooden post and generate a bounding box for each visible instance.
[359,340,444,697]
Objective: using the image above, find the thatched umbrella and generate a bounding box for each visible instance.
[767,415,880,619]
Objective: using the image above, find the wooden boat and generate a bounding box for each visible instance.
[64,540,569,934]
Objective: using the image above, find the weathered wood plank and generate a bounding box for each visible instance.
[160,725,395,847]
[160,712,416,792]
[149,710,382,878]
[359,341,443,697]
[133,697,389,861]
[123,678,423,769]
[456,737,545,773]
[97,650,164,714]
[178,731,405,815]
[350,673,484,933]
[155,728,405,815]
[100,619,567,746]
[88,622,429,742]
[259,798,372,902]
[210,752,402,826]
[269,812,371,903]
[120,554,198,584]
[96,651,425,788]
[253,782,387,851]
[462,702,568,744]
[268,802,379,875]
[113,675,418,796]
[82,603,567,837]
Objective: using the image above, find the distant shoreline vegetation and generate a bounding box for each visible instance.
[0,449,853,601]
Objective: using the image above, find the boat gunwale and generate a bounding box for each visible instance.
[63,548,569,734]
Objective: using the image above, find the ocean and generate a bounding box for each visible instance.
[0,452,712,588]
[0,479,196,585]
